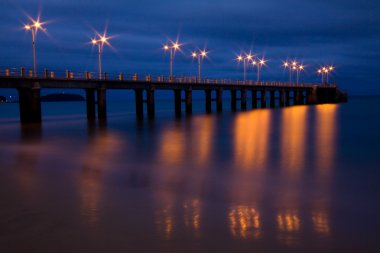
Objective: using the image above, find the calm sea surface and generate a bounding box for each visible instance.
[0,97,380,253]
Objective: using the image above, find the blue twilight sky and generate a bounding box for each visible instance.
[0,0,379,95]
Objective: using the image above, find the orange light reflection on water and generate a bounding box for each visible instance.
[79,129,122,227]
[310,104,337,236]
[316,104,338,173]
[312,211,330,235]
[233,110,270,171]
[192,116,214,166]
[228,111,269,240]
[277,210,301,246]
[155,117,216,239]
[183,198,201,237]
[280,106,308,174]
[159,127,185,166]
[229,206,261,239]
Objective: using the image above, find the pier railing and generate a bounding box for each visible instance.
[0,67,336,88]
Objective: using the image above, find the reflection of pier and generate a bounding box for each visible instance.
[0,70,346,123]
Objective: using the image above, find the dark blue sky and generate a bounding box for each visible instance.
[1,0,379,95]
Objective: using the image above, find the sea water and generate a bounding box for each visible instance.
[0,97,379,252]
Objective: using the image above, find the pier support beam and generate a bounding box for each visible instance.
[306,87,316,105]
[279,89,285,107]
[18,86,41,123]
[286,90,291,106]
[216,89,223,112]
[231,90,237,111]
[174,89,182,116]
[185,89,192,115]
[261,89,267,108]
[97,88,107,120]
[270,90,275,108]
[252,89,257,109]
[85,88,96,120]
[328,88,337,103]
[241,89,247,111]
[205,90,212,113]
[135,89,144,118]
[294,89,302,105]
[147,88,155,118]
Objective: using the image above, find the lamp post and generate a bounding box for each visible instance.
[91,35,110,80]
[191,50,207,82]
[291,60,298,84]
[296,64,304,85]
[237,53,253,84]
[283,61,292,83]
[325,66,334,84]
[318,68,325,83]
[163,42,180,79]
[24,19,46,77]
[252,57,266,82]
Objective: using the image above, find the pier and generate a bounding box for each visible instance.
[0,68,347,123]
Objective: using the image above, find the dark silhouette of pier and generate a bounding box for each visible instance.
[0,68,347,123]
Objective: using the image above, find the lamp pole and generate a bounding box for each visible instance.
[237,53,253,84]
[253,58,266,82]
[24,20,46,77]
[296,65,304,85]
[283,61,294,83]
[326,66,334,84]
[318,68,325,84]
[192,50,207,82]
[164,42,180,79]
[91,35,109,80]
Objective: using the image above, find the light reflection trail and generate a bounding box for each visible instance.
[79,125,122,227]
[154,116,216,239]
[227,110,271,239]
[311,104,338,236]
[276,106,309,246]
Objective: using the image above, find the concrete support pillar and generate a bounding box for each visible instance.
[231,90,237,111]
[306,87,317,105]
[261,89,267,108]
[205,90,212,113]
[328,88,337,103]
[18,86,42,123]
[286,90,291,106]
[185,89,192,115]
[147,88,155,118]
[301,89,306,105]
[296,89,304,105]
[241,89,247,111]
[97,88,107,120]
[135,89,144,118]
[174,89,182,116]
[216,89,223,112]
[293,89,298,105]
[252,89,258,109]
[294,90,299,105]
[85,88,96,120]
[279,89,285,107]
[270,90,275,108]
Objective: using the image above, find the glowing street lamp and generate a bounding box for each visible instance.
[191,50,207,82]
[252,57,266,82]
[317,66,334,84]
[318,68,325,83]
[24,18,46,77]
[325,65,334,83]
[91,34,111,79]
[163,41,181,79]
[296,64,305,85]
[282,61,292,83]
[237,53,253,84]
